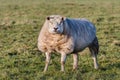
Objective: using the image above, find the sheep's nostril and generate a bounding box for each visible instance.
[54,27,58,30]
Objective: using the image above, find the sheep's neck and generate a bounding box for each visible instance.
[44,32,68,45]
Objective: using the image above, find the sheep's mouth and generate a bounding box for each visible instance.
[52,31,61,34]
[49,30,59,34]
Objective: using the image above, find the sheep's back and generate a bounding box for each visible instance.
[65,18,96,52]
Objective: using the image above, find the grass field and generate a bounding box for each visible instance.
[0,0,120,80]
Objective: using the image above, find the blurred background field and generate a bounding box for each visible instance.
[0,0,120,80]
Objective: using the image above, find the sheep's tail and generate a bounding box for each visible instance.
[89,37,99,55]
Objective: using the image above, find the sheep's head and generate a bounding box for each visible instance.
[47,15,65,34]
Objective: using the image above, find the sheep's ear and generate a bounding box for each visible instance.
[61,17,64,21]
[47,17,50,20]
[61,17,66,21]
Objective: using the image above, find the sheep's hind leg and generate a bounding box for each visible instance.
[73,53,78,70]
[89,37,99,69]
[61,53,67,72]
[44,52,51,72]
[91,50,99,69]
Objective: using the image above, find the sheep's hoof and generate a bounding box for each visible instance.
[43,71,46,73]
[95,67,99,69]
[43,69,47,72]
[72,68,77,71]
[61,70,65,72]
[94,65,99,69]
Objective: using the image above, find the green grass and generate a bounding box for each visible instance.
[0,0,120,80]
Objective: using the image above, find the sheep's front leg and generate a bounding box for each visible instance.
[73,53,78,70]
[61,53,67,72]
[44,52,51,72]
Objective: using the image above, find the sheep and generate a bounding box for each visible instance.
[38,15,99,72]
